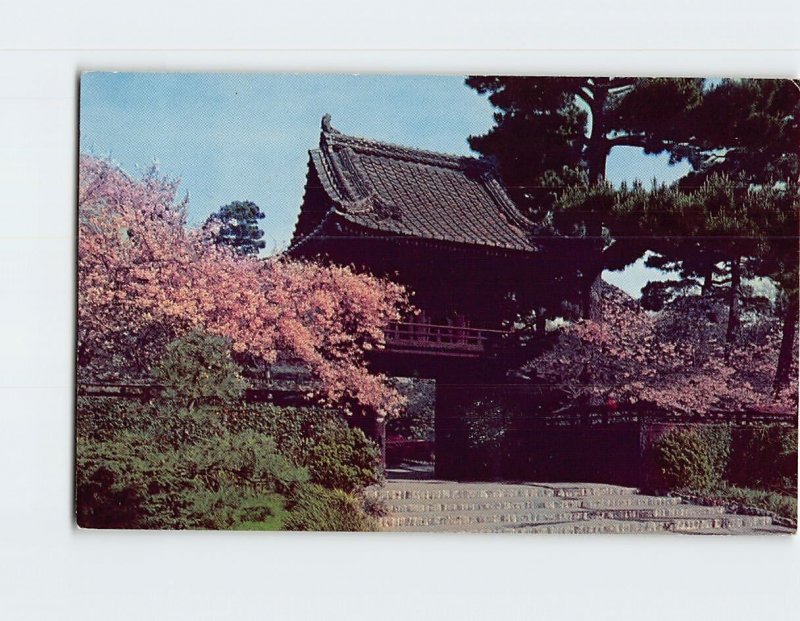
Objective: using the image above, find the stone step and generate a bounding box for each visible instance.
[382,498,584,513]
[381,495,684,513]
[678,524,795,536]
[384,514,776,534]
[370,483,555,501]
[373,479,789,535]
[498,519,668,535]
[549,485,640,498]
[579,495,683,508]
[371,482,639,501]
[388,519,666,534]
[495,515,775,534]
[378,505,736,529]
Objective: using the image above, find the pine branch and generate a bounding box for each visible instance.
[607,133,650,149]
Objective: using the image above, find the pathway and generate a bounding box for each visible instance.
[369,464,793,535]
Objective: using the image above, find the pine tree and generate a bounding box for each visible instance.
[679,78,800,188]
[643,79,799,337]
[204,200,266,256]
[467,77,704,318]
[746,182,800,390]
[692,176,761,343]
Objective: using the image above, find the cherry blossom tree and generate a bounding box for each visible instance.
[78,155,408,415]
[526,283,797,415]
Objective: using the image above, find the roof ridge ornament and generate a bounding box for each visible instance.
[321,113,340,134]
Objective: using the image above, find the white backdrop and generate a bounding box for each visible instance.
[1,2,798,619]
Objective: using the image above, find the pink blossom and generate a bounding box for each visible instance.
[78,155,408,415]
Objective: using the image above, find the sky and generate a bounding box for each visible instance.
[79,73,694,297]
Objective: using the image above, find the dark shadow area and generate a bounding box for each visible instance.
[386,461,435,481]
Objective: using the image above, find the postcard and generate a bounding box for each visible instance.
[77,74,798,533]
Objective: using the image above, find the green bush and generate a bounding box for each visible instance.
[182,489,288,530]
[77,331,381,530]
[76,396,150,440]
[76,431,156,528]
[77,399,382,529]
[179,430,310,495]
[233,494,288,530]
[76,430,308,529]
[362,493,390,518]
[302,420,381,493]
[78,330,249,446]
[152,330,248,410]
[225,405,382,493]
[652,425,732,491]
[728,425,798,491]
[77,395,216,448]
[283,484,376,532]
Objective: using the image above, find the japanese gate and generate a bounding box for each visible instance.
[286,115,593,478]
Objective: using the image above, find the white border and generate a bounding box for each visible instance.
[1,2,799,619]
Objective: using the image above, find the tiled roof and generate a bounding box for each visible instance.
[292,115,540,254]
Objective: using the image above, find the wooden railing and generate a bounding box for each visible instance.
[383,321,508,357]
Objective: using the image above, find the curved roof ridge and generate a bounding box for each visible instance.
[320,114,487,171]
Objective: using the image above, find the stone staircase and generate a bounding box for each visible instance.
[369,479,794,535]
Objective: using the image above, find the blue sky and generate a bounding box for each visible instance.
[79,73,693,295]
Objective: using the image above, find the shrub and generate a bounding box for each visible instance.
[76,432,156,528]
[464,398,515,452]
[178,431,309,496]
[728,425,798,491]
[76,396,150,440]
[454,397,521,479]
[232,494,288,530]
[77,397,382,528]
[651,425,732,491]
[177,488,288,530]
[283,484,376,532]
[76,430,308,529]
[152,330,248,411]
[225,405,382,493]
[301,419,381,493]
[78,331,383,530]
[362,494,390,518]
[78,331,249,446]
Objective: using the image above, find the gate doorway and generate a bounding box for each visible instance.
[385,377,436,475]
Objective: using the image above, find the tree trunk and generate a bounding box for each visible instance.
[586,83,610,184]
[581,268,604,320]
[701,263,714,296]
[535,307,547,334]
[774,294,799,392]
[726,256,741,343]
[581,82,611,319]
[587,143,610,185]
[580,217,605,320]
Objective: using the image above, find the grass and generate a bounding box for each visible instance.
[683,485,797,523]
